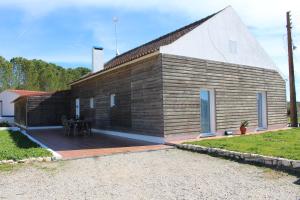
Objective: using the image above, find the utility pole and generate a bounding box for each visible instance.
[286,11,298,127]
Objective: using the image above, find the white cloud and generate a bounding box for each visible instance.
[83,20,132,61]
[1,0,299,24]
[37,55,89,63]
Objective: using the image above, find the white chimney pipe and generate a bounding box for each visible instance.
[92,47,104,72]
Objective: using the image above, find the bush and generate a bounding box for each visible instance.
[0,121,10,127]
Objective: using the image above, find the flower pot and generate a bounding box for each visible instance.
[240,126,247,135]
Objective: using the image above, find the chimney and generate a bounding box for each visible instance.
[92,47,104,72]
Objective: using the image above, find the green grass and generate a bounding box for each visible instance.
[0,130,52,161]
[0,163,22,172]
[288,117,300,123]
[186,128,300,160]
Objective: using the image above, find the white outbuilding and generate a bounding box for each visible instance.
[0,89,48,123]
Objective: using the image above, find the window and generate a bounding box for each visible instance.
[229,40,237,54]
[257,92,267,129]
[75,98,80,119]
[110,94,116,107]
[90,97,94,109]
[200,89,215,136]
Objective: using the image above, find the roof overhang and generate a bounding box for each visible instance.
[12,93,53,103]
[12,96,28,103]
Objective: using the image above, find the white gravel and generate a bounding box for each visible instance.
[0,148,299,200]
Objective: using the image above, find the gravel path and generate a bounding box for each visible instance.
[0,148,299,200]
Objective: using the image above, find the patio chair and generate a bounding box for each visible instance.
[78,120,92,136]
[61,115,71,136]
[84,120,93,136]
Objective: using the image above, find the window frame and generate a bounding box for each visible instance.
[75,98,80,119]
[110,94,116,108]
[89,97,94,109]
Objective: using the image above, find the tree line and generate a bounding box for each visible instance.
[0,56,90,92]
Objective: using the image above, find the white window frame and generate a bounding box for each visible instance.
[75,98,80,119]
[229,40,237,54]
[257,92,267,130]
[90,97,94,109]
[200,89,216,136]
[110,94,116,108]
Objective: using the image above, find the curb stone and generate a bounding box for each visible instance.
[0,157,54,165]
[176,144,300,173]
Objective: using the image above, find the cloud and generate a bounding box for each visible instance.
[2,1,299,59]
[1,0,299,98]
[1,0,299,25]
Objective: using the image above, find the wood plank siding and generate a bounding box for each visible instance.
[14,98,27,126]
[14,91,70,127]
[162,54,287,136]
[71,55,164,137]
[26,92,70,126]
[14,53,287,138]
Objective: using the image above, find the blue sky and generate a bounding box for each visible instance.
[0,0,299,99]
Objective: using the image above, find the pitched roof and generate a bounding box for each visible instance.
[71,8,223,85]
[8,89,51,96]
[11,90,72,103]
[104,12,219,70]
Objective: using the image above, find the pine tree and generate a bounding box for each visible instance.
[0,56,90,92]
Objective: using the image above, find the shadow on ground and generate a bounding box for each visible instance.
[8,130,40,149]
[27,129,158,152]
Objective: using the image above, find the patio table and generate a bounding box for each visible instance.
[67,119,92,136]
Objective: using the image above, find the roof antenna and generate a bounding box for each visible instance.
[113,17,120,56]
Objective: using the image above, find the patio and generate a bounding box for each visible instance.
[27,129,169,159]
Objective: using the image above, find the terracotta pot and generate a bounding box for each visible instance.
[240,126,247,135]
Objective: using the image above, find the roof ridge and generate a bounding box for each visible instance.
[6,89,51,96]
[104,10,221,69]
[107,15,212,61]
[8,89,48,91]
[71,7,228,85]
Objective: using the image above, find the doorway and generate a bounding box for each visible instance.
[257,92,267,129]
[200,89,215,136]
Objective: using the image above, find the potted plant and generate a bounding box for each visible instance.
[240,120,249,135]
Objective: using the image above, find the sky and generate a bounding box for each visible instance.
[0,0,299,100]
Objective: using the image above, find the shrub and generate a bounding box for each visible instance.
[0,121,10,127]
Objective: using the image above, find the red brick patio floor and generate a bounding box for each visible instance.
[28,129,171,159]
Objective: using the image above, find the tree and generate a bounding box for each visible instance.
[0,56,13,91]
[0,56,90,92]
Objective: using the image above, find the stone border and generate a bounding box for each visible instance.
[0,157,54,165]
[176,144,300,173]
[0,127,62,164]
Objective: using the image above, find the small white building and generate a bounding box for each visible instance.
[0,90,48,123]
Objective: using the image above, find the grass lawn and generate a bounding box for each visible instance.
[186,128,300,160]
[0,130,52,161]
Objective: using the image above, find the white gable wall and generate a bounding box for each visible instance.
[160,6,281,75]
[0,91,20,122]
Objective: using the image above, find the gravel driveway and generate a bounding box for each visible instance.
[0,148,299,200]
